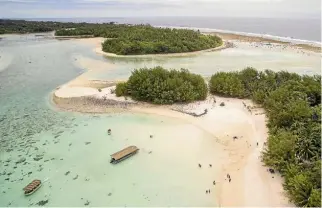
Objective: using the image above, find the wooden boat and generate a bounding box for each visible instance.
[110,146,139,164]
[23,179,42,196]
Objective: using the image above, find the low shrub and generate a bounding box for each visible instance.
[115,82,128,97]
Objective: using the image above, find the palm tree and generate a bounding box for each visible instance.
[295,137,319,162]
[287,174,314,207]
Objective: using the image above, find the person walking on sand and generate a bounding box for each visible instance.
[206,190,208,194]
[213,180,216,185]
[209,164,212,167]
[198,164,202,168]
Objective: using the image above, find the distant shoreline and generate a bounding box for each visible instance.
[1,22,320,54]
[208,31,321,53]
[52,27,321,55]
[157,25,321,46]
[70,34,320,57]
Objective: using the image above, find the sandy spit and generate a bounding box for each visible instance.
[207,32,321,53]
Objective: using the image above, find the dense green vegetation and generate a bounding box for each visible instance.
[1,19,222,55]
[101,26,222,55]
[209,67,321,207]
[56,24,222,55]
[115,66,207,104]
[0,19,106,34]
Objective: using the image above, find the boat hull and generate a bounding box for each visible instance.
[110,150,138,164]
[24,183,42,196]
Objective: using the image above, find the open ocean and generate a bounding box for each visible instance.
[26,16,322,43]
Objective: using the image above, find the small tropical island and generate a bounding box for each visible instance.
[56,25,223,55]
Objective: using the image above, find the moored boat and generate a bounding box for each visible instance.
[23,179,42,196]
[110,145,139,164]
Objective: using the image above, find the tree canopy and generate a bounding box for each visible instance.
[0,19,105,34]
[115,66,207,104]
[1,19,222,55]
[56,24,222,55]
[209,68,321,207]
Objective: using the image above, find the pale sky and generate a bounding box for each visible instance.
[0,0,321,18]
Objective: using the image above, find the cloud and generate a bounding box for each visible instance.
[0,0,320,18]
[0,0,39,2]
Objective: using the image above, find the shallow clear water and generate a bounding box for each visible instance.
[1,112,225,206]
[90,43,321,80]
[0,33,320,206]
[0,34,225,206]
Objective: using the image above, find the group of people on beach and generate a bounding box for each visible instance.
[198,163,213,168]
[198,163,233,194]
[204,174,232,194]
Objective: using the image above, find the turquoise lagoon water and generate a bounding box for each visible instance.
[0,34,320,206]
[89,43,321,80]
[0,34,226,206]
